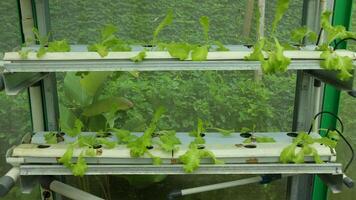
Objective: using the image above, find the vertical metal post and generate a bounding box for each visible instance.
[18,0,35,43]
[41,74,60,131]
[18,0,59,132]
[28,84,45,131]
[33,1,62,199]
[18,0,44,132]
[253,0,265,81]
[33,0,59,131]
[33,0,51,36]
[258,0,265,38]
[17,0,60,199]
[312,1,354,200]
[289,71,317,200]
[288,0,332,199]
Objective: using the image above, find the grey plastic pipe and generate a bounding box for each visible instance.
[168,176,263,199]
[50,180,104,200]
[0,167,20,197]
[182,176,262,195]
[40,176,103,200]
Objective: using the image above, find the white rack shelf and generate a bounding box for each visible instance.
[6,132,341,176]
[2,50,355,72]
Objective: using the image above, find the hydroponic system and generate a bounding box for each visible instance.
[0,0,355,200]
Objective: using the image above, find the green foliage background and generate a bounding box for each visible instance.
[49,0,302,45]
[0,0,355,200]
[102,71,295,133]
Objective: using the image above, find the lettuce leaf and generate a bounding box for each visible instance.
[320,50,353,81]
[191,45,209,61]
[272,0,291,33]
[262,38,291,73]
[200,16,210,42]
[158,131,181,152]
[245,38,265,61]
[47,40,71,52]
[291,27,317,44]
[153,9,173,44]
[130,50,147,62]
[179,143,223,173]
[71,153,88,177]
[167,43,192,60]
[44,132,58,144]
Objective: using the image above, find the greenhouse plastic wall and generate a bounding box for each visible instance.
[49,0,303,45]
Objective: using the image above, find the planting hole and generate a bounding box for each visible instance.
[287,132,298,137]
[200,133,206,137]
[93,144,102,149]
[146,145,154,150]
[96,132,112,138]
[143,44,155,48]
[297,143,304,148]
[244,144,256,149]
[37,144,50,149]
[197,145,205,149]
[240,132,252,138]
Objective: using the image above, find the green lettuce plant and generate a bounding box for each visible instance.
[88,24,131,57]
[279,132,337,164]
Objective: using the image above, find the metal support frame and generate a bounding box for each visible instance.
[18,0,59,132]
[288,0,334,199]
[17,0,60,199]
[289,71,319,200]
[4,0,353,199]
[30,0,59,132]
[18,0,45,133]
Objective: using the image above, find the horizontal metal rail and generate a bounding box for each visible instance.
[3,50,355,72]
[19,163,343,175]
[3,60,325,72]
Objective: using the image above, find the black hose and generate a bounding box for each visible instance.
[0,75,4,92]
[307,112,353,173]
[334,37,356,49]
[316,28,323,46]
[316,30,356,50]
[332,129,354,173]
[307,111,344,135]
